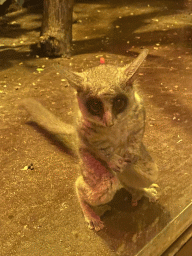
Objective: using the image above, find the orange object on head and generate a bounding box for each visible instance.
[100,57,105,64]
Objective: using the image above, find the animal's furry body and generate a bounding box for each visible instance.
[21,50,159,231]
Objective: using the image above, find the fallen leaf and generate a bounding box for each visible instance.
[21,166,28,171]
[36,68,44,72]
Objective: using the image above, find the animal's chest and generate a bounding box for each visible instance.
[99,124,128,148]
[80,121,130,158]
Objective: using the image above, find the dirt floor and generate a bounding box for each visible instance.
[0,0,192,255]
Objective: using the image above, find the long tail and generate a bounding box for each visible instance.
[20,98,78,155]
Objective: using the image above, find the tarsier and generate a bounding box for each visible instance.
[21,49,159,231]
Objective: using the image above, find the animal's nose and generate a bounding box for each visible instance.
[103,111,114,127]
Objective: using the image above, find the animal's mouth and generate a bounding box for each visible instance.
[104,121,114,127]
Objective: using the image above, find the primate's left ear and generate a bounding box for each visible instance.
[122,49,149,88]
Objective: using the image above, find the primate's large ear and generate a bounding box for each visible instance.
[63,70,84,92]
[121,49,149,88]
[54,64,85,92]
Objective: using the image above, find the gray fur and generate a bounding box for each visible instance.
[21,49,159,231]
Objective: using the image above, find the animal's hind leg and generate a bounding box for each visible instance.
[76,149,121,231]
[76,176,104,231]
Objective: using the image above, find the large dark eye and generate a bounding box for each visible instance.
[113,94,128,114]
[86,97,103,116]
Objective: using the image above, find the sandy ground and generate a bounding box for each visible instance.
[0,0,192,255]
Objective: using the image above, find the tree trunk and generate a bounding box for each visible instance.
[40,0,74,57]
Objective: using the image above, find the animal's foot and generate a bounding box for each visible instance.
[85,214,104,232]
[143,184,159,202]
[131,193,143,207]
[131,199,138,207]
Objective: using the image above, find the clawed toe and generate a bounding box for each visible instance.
[149,197,158,203]
[86,216,104,231]
[88,220,104,231]
[150,183,159,189]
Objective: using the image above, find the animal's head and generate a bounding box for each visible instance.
[64,49,148,127]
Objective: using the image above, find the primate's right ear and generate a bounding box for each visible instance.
[62,69,85,92]
[54,64,85,92]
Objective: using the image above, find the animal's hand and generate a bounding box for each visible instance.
[108,154,130,173]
